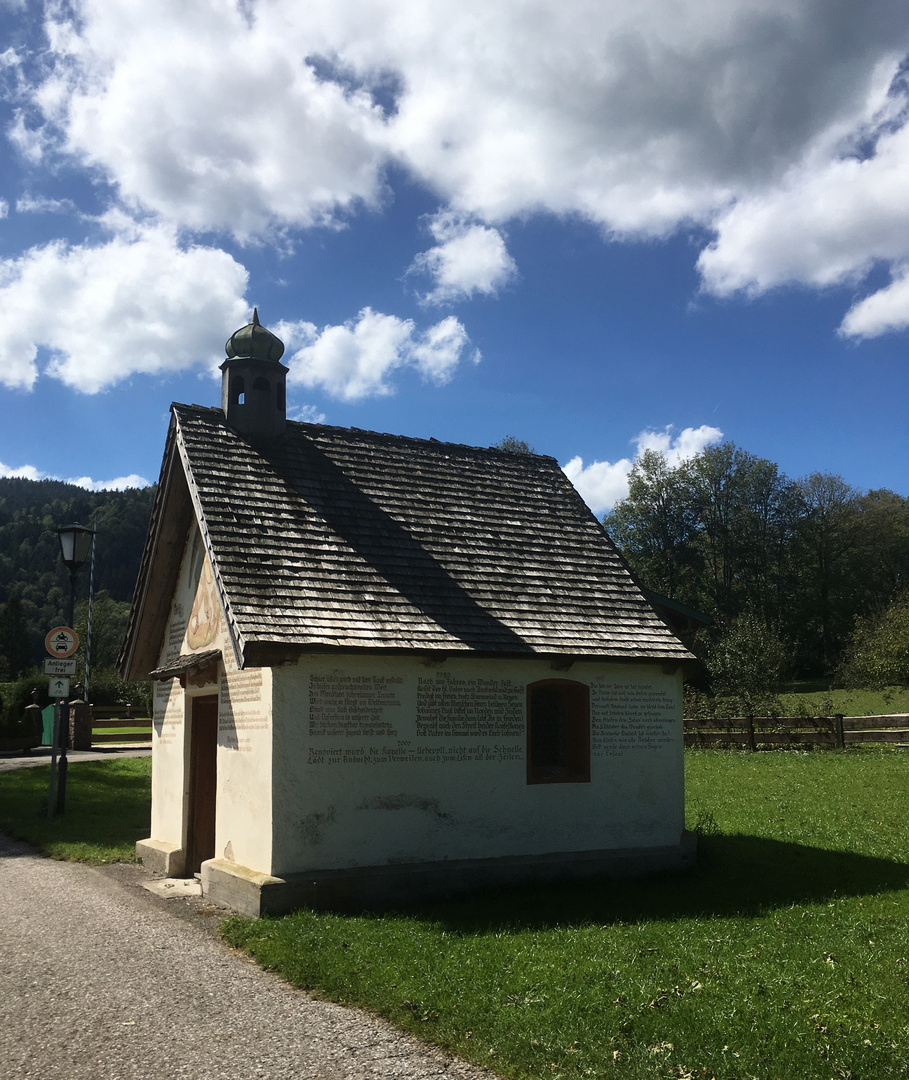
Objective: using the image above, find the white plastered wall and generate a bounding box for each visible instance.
[216,666,273,873]
[270,653,684,878]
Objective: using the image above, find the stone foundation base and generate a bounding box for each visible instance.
[136,838,186,878]
[200,833,698,917]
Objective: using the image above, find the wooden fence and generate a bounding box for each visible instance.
[91,704,152,745]
[684,714,909,750]
[83,709,909,750]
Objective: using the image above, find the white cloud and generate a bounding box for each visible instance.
[0,198,7,219]
[0,460,150,489]
[839,266,909,338]
[698,120,909,297]
[278,308,476,400]
[67,473,150,491]
[562,456,637,518]
[16,194,76,214]
[410,213,517,304]
[0,460,43,480]
[288,404,328,424]
[635,424,725,466]
[0,224,249,391]
[33,0,388,239]
[563,424,723,515]
[8,0,909,334]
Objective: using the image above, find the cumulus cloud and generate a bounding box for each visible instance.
[278,308,477,400]
[698,118,909,296]
[32,0,388,239]
[0,460,149,489]
[0,224,249,391]
[563,424,723,515]
[409,213,517,304]
[0,198,7,218]
[67,473,150,491]
[0,460,43,480]
[7,0,909,334]
[839,265,909,338]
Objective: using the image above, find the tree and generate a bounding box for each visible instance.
[704,610,788,716]
[680,443,798,623]
[790,473,863,673]
[605,449,698,602]
[838,593,909,689]
[0,594,33,680]
[494,436,535,454]
[74,590,132,675]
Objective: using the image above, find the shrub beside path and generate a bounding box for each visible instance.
[0,830,494,1080]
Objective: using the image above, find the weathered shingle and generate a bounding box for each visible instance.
[161,404,691,664]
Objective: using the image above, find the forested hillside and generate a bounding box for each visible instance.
[0,477,155,676]
[605,443,909,683]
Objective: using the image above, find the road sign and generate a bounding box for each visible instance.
[48,676,70,700]
[44,657,77,676]
[45,626,78,658]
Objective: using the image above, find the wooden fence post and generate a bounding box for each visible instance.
[747,716,756,752]
[834,714,845,750]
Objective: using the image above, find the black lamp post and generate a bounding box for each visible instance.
[52,522,95,815]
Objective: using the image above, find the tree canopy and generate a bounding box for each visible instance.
[605,443,909,680]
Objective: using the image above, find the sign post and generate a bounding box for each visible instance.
[45,627,78,818]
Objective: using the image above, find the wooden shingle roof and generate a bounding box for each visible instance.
[121,404,692,676]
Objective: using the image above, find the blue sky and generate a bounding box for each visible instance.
[1,0,907,514]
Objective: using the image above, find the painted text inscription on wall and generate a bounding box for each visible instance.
[220,669,268,752]
[308,674,403,738]
[416,676,523,737]
[306,672,524,766]
[590,679,677,757]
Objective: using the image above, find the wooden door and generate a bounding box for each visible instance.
[185,695,218,876]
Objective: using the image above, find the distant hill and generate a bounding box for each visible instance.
[0,477,156,667]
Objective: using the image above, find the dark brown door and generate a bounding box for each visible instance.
[186,695,218,875]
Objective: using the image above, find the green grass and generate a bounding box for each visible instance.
[0,757,150,863]
[3,747,908,1077]
[223,749,909,1080]
[92,725,152,737]
[777,684,909,716]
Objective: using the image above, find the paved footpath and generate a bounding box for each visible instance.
[0,833,495,1080]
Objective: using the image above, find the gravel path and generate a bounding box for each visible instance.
[0,831,496,1080]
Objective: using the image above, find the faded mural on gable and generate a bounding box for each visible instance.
[161,527,233,668]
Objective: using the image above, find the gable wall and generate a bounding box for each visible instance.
[147,525,273,873]
[270,653,684,877]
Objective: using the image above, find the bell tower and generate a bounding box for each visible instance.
[220,309,289,441]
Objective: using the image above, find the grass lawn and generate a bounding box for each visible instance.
[92,726,152,738]
[222,749,909,1080]
[0,757,150,863]
[2,749,908,1078]
[777,685,909,716]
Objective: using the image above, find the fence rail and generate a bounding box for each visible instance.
[684,713,909,750]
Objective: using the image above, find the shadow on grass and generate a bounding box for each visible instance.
[414,834,909,932]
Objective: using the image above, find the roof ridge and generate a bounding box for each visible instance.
[172,402,559,464]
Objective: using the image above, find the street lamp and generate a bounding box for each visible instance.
[58,523,95,615]
[51,522,95,815]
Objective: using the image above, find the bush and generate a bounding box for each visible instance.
[0,672,49,742]
[703,611,788,717]
[838,593,909,689]
[86,666,152,715]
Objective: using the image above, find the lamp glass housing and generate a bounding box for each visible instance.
[58,523,95,572]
